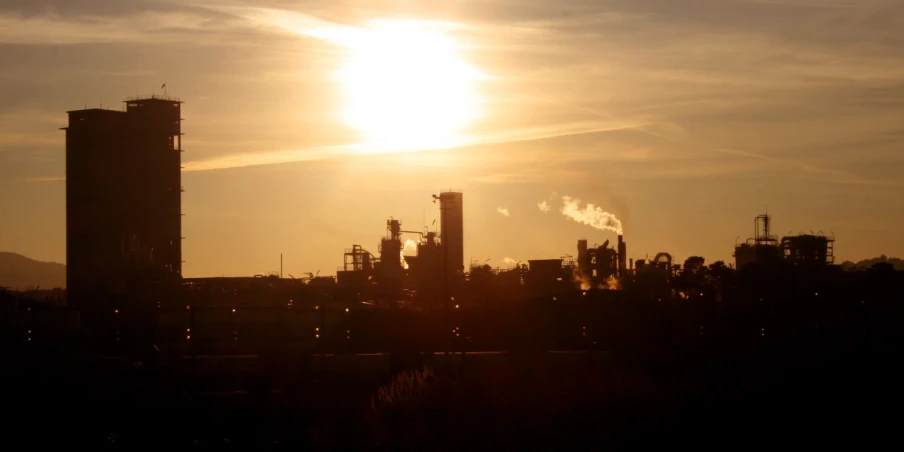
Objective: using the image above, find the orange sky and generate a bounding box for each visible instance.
[1,0,903,276]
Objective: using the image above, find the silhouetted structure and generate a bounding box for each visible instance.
[438,191,464,282]
[576,235,628,288]
[735,214,836,269]
[338,245,375,287]
[64,95,183,307]
[781,233,835,266]
[734,214,782,269]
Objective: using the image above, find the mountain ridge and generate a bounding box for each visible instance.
[0,252,66,290]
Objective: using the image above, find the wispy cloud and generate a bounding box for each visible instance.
[183,118,650,171]
[22,176,65,183]
[182,145,352,171]
[0,9,243,45]
[537,200,551,213]
[496,207,510,217]
[719,148,899,186]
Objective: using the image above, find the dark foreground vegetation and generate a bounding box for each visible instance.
[7,336,901,449]
[5,263,903,448]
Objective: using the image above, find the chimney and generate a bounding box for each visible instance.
[617,235,627,277]
[577,239,588,273]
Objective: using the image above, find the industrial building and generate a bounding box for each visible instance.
[58,94,849,317]
[63,95,183,307]
[734,214,835,269]
[576,235,628,288]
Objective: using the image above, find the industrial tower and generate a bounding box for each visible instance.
[64,95,183,306]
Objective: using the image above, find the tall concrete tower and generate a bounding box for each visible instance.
[438,191,464,281]
[64,95,183,307]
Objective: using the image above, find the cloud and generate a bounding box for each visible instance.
[0,9,245,45]
[537,201,550,213]
[719,148,899,186]
[23,176,64,183]
[560,196,624,235]
[496,207,510,217]
[182,145,352,171]
[183,118,649,171]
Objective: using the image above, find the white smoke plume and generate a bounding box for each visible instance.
[503,257,521,267]
[403,239,418,254]
[497,207,510,217]
[537,201,550,213]
[560,196,623,235]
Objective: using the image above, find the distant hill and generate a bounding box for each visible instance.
[0,252,66,290]
[839,255,904,271]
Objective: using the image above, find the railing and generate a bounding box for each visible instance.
[125,94,182,102]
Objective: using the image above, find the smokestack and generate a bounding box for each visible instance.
[617,235,627,277]
[577,239,588,273]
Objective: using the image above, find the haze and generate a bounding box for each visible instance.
[1,0,903,277]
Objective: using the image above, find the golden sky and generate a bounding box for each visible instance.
[1,0,903,276]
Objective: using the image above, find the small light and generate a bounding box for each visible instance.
[553,297,557,301]
[315,305,320,310]
[815,292,819,296]
[27,329,31,334]
[114,309,119,314]
[232,308,236,312]
[456,333,460,337]
[345,308,349,312]
[315,327,319,332]
[582,326,586,330]
[186,335,191,339]
[583,292,587,296]
[186,305,191,310]
[27,338,31,342]
[699,293,704,297]
[455,304,459,309]
[186,328,190,332]
[315,334,319,339]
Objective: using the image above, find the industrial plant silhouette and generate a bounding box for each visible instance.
[2,95,901,448]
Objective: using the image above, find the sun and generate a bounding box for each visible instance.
[337,20,483,153]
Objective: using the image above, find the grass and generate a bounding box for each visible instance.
[370,366,436,414]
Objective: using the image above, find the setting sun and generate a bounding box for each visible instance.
[336,20,484,152]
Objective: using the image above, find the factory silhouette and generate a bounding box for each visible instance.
[3,95,902,447]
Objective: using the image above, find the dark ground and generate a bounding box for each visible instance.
[7,339,901,449]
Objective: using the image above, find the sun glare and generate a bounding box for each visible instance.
[337,20,483,153]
